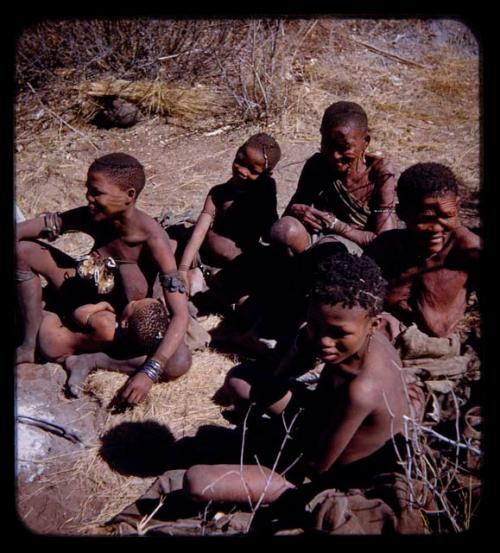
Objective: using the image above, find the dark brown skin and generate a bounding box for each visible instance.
[179,144,277,288]
[366,194,480,337]
[16,168,189,404]
[184,301,409,505]
[271,123,397,254]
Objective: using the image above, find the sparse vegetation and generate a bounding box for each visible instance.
[15,17,481,535]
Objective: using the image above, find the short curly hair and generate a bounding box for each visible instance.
[127,300,169,353]
[397,162,460,206]
[320,101,368,135]
[89,153,146,196]
[244,133,282,172]
[310,251,387,316]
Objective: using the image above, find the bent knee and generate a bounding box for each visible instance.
[163,343,192,380]
[16,240,40,266]
[183,465,213,502]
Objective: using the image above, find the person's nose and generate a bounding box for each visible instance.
[427,221,443,234]
[320,335,336,349]
[235,164,249,179]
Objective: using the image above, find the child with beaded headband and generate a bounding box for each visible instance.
[173,133,281,297]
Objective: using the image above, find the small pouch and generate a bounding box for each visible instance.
[76,252,117,294]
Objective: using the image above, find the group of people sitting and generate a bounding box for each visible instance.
[15,100,480,527]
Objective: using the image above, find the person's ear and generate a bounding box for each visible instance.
[364,133,371,147]
[370,314,382,333]
[126,188,136,204]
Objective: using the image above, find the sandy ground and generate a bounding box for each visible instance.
[14,18,481,536]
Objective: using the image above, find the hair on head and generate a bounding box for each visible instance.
[89,153,146,196]
[397,162,460,206]
[244,133,281,171]
[127,300,169,353]
[310,251,386,316]
[320,101,368,135]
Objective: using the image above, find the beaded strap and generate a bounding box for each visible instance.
[159,271,188,294]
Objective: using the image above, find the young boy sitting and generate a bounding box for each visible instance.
[182,252,411,514]
[16,152,189,405]
[38,298,191,401]
[270,101,397,255]
[365,162,480,340]
[174,133,281,299]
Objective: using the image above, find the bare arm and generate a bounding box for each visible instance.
[72,302,115,328]
[329,158,398,248]
[306,380,376,476]
[16,207,92,242]
[178,194,215,284]
[120,224,189,404]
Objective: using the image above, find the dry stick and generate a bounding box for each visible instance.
[349,38,429,69]
[383,388,417,505]
[403,417,481,456]
[26,83,100,151]
[245,408,304,533]
[17,415,85,446]
[136,494,166,536]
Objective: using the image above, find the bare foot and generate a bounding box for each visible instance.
[15,344,36,365]
[64,353,102,398]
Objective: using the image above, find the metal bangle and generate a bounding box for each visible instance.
[139,359,163,383]
[329,216,338,230]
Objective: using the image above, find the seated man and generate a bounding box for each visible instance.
[365,162,480,340]
[270,101,397,256]
[38,298,191,402]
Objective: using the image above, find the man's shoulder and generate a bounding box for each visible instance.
[453,225,481,249]
[366,228,408,257]
[366,152,396,180]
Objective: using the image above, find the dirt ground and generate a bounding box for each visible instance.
[14,18,481,536]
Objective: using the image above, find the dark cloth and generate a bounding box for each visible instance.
[286,152,395,230]
[209,176,278,250]
[318,434,406,491]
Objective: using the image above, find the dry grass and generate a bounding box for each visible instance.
[78,79,235,124]
[15,17,481,535]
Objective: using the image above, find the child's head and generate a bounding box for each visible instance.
[232,133,281,184]
[307,251,386,364]
[396,162,460,255]
[86,153,146,220]
[120,298,169,353]
[320,101,370,175]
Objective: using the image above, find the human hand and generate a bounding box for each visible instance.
[119,372,154,405]
[289,204,332,232]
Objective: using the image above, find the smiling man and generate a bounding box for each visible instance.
[365,162,481,338]
[269,101,398,256]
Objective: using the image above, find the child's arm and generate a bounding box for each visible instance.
[16,207,92,242]
[119,223,190,405]
[72,302,115,329]
[305,380,377,476]
[178,194,216,286]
